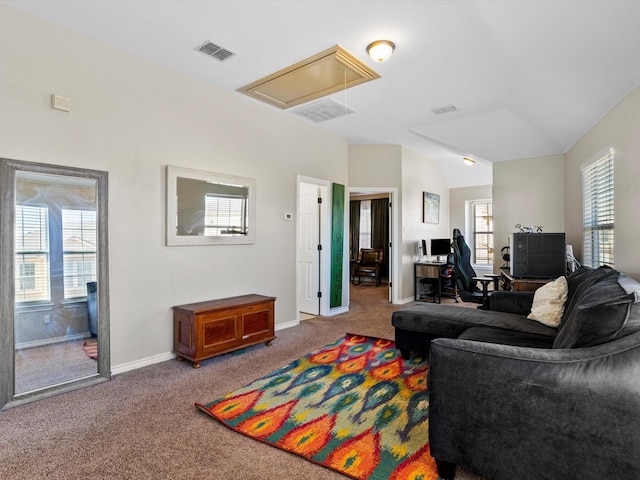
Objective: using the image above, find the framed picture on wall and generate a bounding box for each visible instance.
[423,192,440,224]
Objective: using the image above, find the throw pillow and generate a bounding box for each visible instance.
[527,276,568,327]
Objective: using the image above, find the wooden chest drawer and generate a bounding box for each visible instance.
[173,294,276,368]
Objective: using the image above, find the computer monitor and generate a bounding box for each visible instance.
[431,238,451,261]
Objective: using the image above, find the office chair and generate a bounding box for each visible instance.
[439,253,458,302]
[452,228,498,306]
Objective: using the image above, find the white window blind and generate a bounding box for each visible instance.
[15,205,50,303]
[204,194,247,236]
[473,201,493,265]
[582,151,614,268]
[62,209,97,299]
[358,200,371,249]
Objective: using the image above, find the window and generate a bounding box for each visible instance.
[358,200,371,249]
[582,151,614,268]
[472,201,493,265]
[204,193,247,236]
[62,209,97,299]
[15,205,50,303]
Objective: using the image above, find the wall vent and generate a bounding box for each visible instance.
[195,40,235,62]
[430,104,457,115]
[292,98,355,123]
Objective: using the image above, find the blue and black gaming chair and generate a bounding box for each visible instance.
[452,228,495,305]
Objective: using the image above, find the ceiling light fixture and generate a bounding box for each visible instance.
[463,157,476,166]
[366,40,395,62]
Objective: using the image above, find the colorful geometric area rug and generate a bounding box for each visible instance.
[82,339,98,359]
[195,334,440,480]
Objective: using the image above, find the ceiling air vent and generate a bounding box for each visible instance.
[293,98,355,123]
[195,40,235,62]
[430,104,457,115]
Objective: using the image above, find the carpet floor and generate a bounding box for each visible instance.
[0,285,490,480]
[14,338,98,394]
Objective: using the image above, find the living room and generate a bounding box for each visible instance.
[1,1,640,478]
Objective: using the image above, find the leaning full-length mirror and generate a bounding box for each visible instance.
[0,159,110,410]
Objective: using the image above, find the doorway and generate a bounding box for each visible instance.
[348,188,398,304]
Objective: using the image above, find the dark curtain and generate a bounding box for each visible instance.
[349,200,361,261]
[371,198,390,278]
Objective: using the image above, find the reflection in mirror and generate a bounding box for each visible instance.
[166,166,256,246]
[1,159,110,410]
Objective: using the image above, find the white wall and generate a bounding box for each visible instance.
[348,145,403,188]
[492,155,565,272]
[564,84,640,279]
[400,147,450,299]
[0,6,348,369]
[449,185,492,237]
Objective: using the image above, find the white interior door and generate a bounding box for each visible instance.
[297,182,320,315]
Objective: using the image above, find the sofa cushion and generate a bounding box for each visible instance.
[527,276,568,327]
[553,271,640,349]
[458,326,556,348]
[391,303,557,339]
[490,290,535,315]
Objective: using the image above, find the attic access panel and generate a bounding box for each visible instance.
[238,45,380,109]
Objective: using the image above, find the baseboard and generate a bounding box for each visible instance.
[399,296,416,304]
[327,306,349,316]
[111,351,176,376]
[16,332,91,350]
[275,319,299,331]
[112,320,300,375]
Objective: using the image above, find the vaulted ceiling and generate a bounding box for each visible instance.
[5,0,640,187]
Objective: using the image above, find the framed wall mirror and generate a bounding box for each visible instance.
[0,158,110,410]
[166,166,256,246]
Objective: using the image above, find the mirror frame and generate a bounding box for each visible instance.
[0,158,110,410]
[166,165,256,246]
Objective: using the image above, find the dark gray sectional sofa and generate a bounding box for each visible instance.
[391,265,640,480]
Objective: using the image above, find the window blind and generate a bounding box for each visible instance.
[204,194,247,235]
[473,201,493,265]
[15,205,50,303]
[62,209,97,299]
[582,152,614,267]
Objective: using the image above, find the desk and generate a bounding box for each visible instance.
[415,261,446,302]
[500,267,552,292]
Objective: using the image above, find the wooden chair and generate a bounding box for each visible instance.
[352,248,384,286]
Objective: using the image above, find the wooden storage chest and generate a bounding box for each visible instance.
[173,294,276,368]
